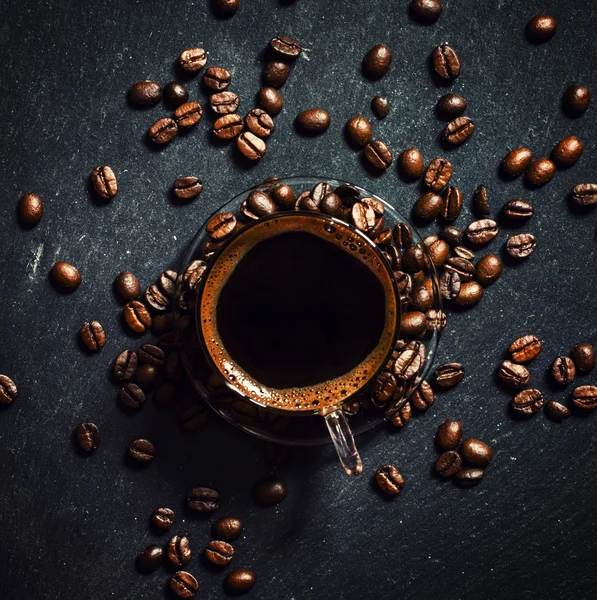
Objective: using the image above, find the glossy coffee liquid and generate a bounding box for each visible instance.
[199,214,398,412]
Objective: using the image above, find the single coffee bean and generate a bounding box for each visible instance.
[444,116,474,146]
[453,246,475,260]
[472,184,490,216]
[173,176,203,200]
[203,66,231,92]
[136,544,163,571]
[390,401,412,427]
[226,569,255,595]
[398,148,424,180]
[393,223,413,249]
[455,467,484,487]
[211,114,243,140]
[525,158,556,186]
[168,536,192,567]
[213,0,239,17]
[138,344,165,368]
[114,350,138,382]
[364,140,392,170]
[124,300,152,333]
[551,135,584,168]
[237,132,266,160]
[571,184,597,206]
[455,281,483,307]
[402,245,426,272]
[441,185,463,221]
[412,192,442,221]
[213,517,243,541]
[123,373,150,403]
[572,385,597,410]
[501,199,534,222]
[440,225,463,247]
[410,286,434,312]
[75,421,100,452]
[435,451,462,477]
[0,375,17,406]
[427,239,449,268]
[252,479,287,506]
[242,191,277,220]
[410,381,434,410]
[461,438,492,467]
[245,109,274,138]
[501,147,533,177]
[148,117,178,144]
[187,487,219,513]
[371,95,389,119]
[350,201,376,231]
[144,284,169,312]
[270,183,295,210]
[135,364,159,391]
[80,321,106,352]
[512,388,544,415]
[18,192,43,226]
[152,312,174,335]
[164,81,189,106]
[175,101,203,128]
[114,271,140,303]
[295,108,330,134]
[129,438,155,463]
[152,507,175,530]
[436,419,463,451]
[210,91,239,115]
[170,571,199,599]
[256,87,283,116]
[552,356,576,386]
[563,84,590,117]
[437,93,466,119]
[399,311,427,337]
[179,47,207,72]
[571,343,596,373]
[409,0,442,24]
[509,335,542,363]
[205,540,235,567]
[527,14,556,42]
[128,80,161,107]
[434,362,464,390]
[466,219,498,246]
[426,308,447,331]
[545,400,571,422]
[269,35,301,60]
[475,254,502,285]
[345,116,372,147]
[440,270,461,301]
[363,44,392,79]
[318,193,342,217]
[444,257,475,282]
[432,44,460,81]
[206,212,237,241]
[506,233,536,259]
[424,158,452,192]
[157,270,177,298]
[51,261,81,292]
[498,360,530,389]
[262,61,290,89]
[375,465,405,495]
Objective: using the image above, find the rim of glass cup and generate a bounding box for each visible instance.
[177,176,442,446]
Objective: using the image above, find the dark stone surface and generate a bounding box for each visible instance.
[0,0,596,598]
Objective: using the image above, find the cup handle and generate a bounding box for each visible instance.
[323,409,363,476]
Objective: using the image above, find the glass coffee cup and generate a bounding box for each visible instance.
[174,177,442,475]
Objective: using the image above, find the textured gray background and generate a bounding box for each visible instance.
[1,0,596,599]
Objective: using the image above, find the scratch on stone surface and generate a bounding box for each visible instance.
[27,243,44,278]
[53,245,61,262]
[301,48,312,61]
[78,235,86,243]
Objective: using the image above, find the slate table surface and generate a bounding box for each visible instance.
[1,1,596,599]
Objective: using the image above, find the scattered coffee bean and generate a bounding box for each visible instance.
[319,193,343,217]
[157,270,177,298]
[455,467,484,487]
[121,382,147,409]
[455,281,484,307]
[398,148,424,180]
[501,147,533,177]
[444,116,474,145]
[245,109,274,138]
[563,84,590,117]
[129,438,155,463]
[444,257,475,281]
[205,540,235,567]
[226,569,255,595]
[113,350,138,382]
[175,101,203,128]
[114,271,141,303]
[144,284,169,312]
[80,321,106,352]
[91,165,118,199]
[571,184,597,206]
[164,81,189,106]
[213,114,244,140]
[371,96,389,119]
[203,67,231,92]
[136,544,163,571]
[138,344,166,368]
[552,356,576,386]
[187,487,219,513]
[237,131,267,160]
[75,421,100,452]
[509,335,542,363]
[527,14,556,42]
[437,93,466,118]
[440,225,463,247]
[207,212,237,241]
[135,364,160,391]
[498,360,530,389]
[461,438,492,467]
[551,135,584,168]
[453,246,475,261]
[256,87,283,116]
[18,192,43,226]
[363,44,392,79]
[435,419,463,450]
[440,270,461,301]
[148,117,178,144]
[432,44,460,81]
[364,140,392,170]
[525,158,555,186]
[152,507,175,530]
[410,285,434,311]
[213,517,243,541]
[434,362,464,389]
[466,219,498,245]
[410,381,434,410]
[545,400,571,422]
[390,401,412,427]
[393,223,413,249]
[179,47,207,72]
[168,535,192,567]
[295,108,330,134]
[402,245,426,272]
[51,261,81,292]
[124,300,152,333]
[262,61,290,89]
[0,375,17,406]
[512,388,544,415]
[409,0,442,24]
[435,450,462,477]
[170,571,199,599]
[572,385,597,410]
[210,91,239,115]
[426,308,447,331]
[506,233,536,259]
[375,465,405,495]
[427,239,449,267]
[128,80,161,107]
[269,35,301,60]
[400,311,427,338]
[173,176,203,200]
[441,185,463,221]
[475,254,502,285]
[252,479,287,506]
[424,158,452,192]
[472,184,490,216]
[501,199,534,222]
[413,192,442,221]
[345,116,372,147]
[571,343,596,373]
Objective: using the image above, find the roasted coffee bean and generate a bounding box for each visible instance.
[435,419,463,451]
[400,311,427,337]
[461,438,492,467]
[432,44,460,80]
[466,219,498,246]
[472,184,490,216]
[390,401,412,427]
[552,356,576,386]
[424,158,452,192]
[309,182,333,205]
[75,421,100,452]
[0,375,17,406]
[148,117,178,144]
[168,536,192,567]
[455,281,483,307]
[164,81,189,106]
[453,246,475,260]
[245,108,274,138]
[382,245,401,271]
[256,87,283,116]
[441,185,463,221]
[80,321,106,352]
[455,467,484,487]
[135,364,159,391]
[412,192,442,221]
[512,388,544,415]
[270,184,295,210]
[295,190,318,212]
[129,438,155,463]
[136,544,163,571]
[527,14,556,42]
[269,35,301,60]
[172,176,203,202]
[205,540,235,567]
[203,67,231,91]
[440,270,461,301]
[435,450,462,478]
[402,245,426,272]
[212,113,244,140]
[17,192,43,226]
[551,135,584,168]
[501,147,532,177]
[144,285,169,312]
[199,240,222,260]
[397,148,424,180]
[393,223,413,249]
[440,225,463,247]
[410,285,434,311]
[371,95,389,119]
[175,101,203,128]
[498,360,529,389]
[252,479,287,506]
[571,184,597,206]
[179,47,207,72]
[563,84,590,117]
[262,61,290,89]
[571,343,596,373]
[427,239,449,268]
[206,212,237,241]
[51,261,81,292]
[152,507,175,530]
[444,116,474,145]
[572,385,597,410]
[437,93,466,119]
[525,158,555,186]
[375,465,405,495]
[213,517,243,541]
[246,190,277,218]
[426,308,447,331]
[545,400,571,422]
[318,193,343,217]
[295,108,330,134]
[409,0,442,24]
[157,270,177,298]
[170,571,199,599]
[124,300,152,333]
[179,404,208,432]
[225,569,255,595]
[91,165,117,199]
[434,362,464,390]
[213,0,239,17]
[210,91,239,115]
[363,44,392,79]
[114,272,141,303]
[345,116,372,147]
[506,233,536,259]
[237,132,266,160]
[128,80,161,107]
[187,487,219,513]
[410,381,434,410]
[501,199,534,222]
[509,335,541,363]
[114,350,138,382]
[444,257,475,282]
[137,344,165,368]
[364,140,392,170]
[475,254,502,285]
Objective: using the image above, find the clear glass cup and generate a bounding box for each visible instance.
[173,177,443,475]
